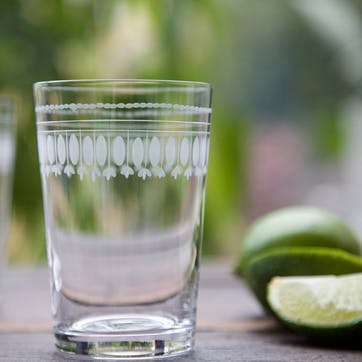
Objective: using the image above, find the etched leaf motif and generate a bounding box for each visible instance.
[77,165,87,180]
[103,166,117,180]
[91,166,101,181]
[57,135,66,165]
[47,135,55,164]
[138,168,152,180]
[180,137,189,166]
[152,167,165,178]
[82,136,93,166]
[45,165,51,177]
[96,135,107,166]
[120,165,134,178]
[69,134,79,165]
[112,136,125,166]
[149,137,161,167]
[64,165,75,178]
[194,167,204,176]
[184,167,193,180]
[132,137,144,168]
[171,165,183,179]
[165,137,176,167]
[52,164,62,176]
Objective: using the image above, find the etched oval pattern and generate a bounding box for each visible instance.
[132,137,144,167]
[69,134,79,165]
[165,137,176,166]
[180,138,189,166]
[200,137,207,167]
[192,137,200,167]
[57,135,66,164]
[38,135,47,164]
[46,135,55,164]
[96,136,107,166]
[82,136,93,165]
[41,132,209,179]
[149,137,161,167]
[112,136,125,166]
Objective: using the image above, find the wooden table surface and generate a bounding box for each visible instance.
[0,259,361,361]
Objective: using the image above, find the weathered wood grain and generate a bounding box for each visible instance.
[0,260,361,361]
[0,260,262,333]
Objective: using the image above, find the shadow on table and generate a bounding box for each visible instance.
[248,320,362,351]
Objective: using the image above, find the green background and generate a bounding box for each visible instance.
[1,0,361,262]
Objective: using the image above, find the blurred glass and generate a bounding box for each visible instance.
[0,97,15,279]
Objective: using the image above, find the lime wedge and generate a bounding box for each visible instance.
[242,247,362,309]
[267,273,362,340]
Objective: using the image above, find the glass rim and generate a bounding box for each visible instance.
[34,78,212,90]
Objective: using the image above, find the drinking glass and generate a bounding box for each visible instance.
[33,79,212,358]
[0,97,15,290]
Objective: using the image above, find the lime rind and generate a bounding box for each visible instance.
[241,246,362,309]
[239,207,361,269]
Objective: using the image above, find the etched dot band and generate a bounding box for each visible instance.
[35,102,212,115]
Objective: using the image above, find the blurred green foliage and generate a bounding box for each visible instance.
[1,0,361,262]
[312,110,345,162]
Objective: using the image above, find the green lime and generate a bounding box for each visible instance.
[238,207,361,272]
[267,273,362,341]
[242,247,362,309]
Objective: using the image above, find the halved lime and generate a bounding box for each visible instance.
[238,207,361,271]
[242,246,362,309]
[267,273,362,340]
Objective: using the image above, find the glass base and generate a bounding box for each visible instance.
[55,314,194,359]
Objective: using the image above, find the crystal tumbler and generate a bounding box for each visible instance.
[34,79,212,358]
